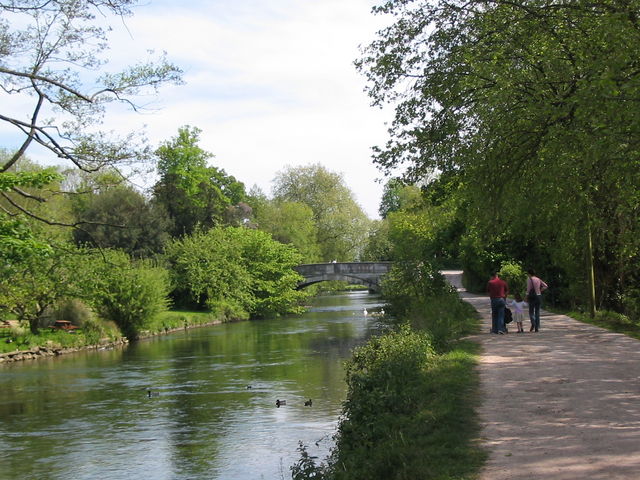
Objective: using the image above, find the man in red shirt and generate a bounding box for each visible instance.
[487,272,509,334]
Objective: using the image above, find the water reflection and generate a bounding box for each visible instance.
[0,291,385,480]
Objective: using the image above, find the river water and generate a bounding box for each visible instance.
[0,291,385,480]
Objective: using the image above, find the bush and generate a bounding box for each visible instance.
[206,299,250,322]
[594,310,633,327]
[499,261,527,296]
[96,262,170,341]
[328,327,435,479]
[621,287,640,324]
[52,298,93,326]
[406,293,479,351]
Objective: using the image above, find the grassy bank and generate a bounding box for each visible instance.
[292,292,486,480]
[566,310,640,340]
[0,308,229,356]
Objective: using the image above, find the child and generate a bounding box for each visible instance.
[509,293,528,333]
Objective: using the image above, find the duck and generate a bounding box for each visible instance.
[304,399,313,407]
[276,399,286,408]
[147,389,160,398]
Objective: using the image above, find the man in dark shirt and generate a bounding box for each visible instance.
[487,272,509,334]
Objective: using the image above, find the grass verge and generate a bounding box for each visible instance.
[0,309,227,355]
[565,309,640,340]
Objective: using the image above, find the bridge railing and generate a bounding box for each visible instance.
[294,262,393,277]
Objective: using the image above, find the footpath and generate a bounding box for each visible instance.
[444,271,640,479]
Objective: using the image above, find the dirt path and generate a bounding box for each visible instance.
[443,271,640,479]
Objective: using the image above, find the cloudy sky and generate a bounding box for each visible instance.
[93,0,393,218]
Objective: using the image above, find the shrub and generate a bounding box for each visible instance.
[52,298,93,326]
[621,288,640,324]
[595,310,633,327]
[96,262,170,341]
[328,326,435,479]
[499,261,527,296]
[406,293,479,351]
[206,299,250,322]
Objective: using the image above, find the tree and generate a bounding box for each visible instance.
[153,126,247,236]
[0,0,182,254]
[1,0,182,173]
[272,164,371,261]
[360,219,392,261]
[71,184,172,257]
[229,227,308,318]
[358,0,640,314]
[253,199,321,263]
[0,243,85,333]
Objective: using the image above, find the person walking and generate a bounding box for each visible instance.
[526,269,548,332]
[487,272,509,334]
[509,293,528,333]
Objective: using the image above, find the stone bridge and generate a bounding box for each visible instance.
[293,262,393,292]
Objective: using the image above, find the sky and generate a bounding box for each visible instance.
[2,0,393,218]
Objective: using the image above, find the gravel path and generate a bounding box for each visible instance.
[443,271,640,479]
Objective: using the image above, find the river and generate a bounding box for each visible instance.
[0,291,386,480]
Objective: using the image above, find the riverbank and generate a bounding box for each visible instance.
[0,337,129,364]
[0,312,226,364]
[293,273,486,479]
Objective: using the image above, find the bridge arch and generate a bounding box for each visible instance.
[293,262,392,292]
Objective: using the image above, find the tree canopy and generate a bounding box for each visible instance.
[272,163,371,261]
[153,126,247,236]
[0,0,182,257]
[358,0,640,313]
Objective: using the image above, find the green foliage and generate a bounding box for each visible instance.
[88,251,171,341]
[621,286,640,323]
[593,310,634,328]
[0,323,120,354]
[0,169,63,192]
[323,330,484,480]
[0,215,53,262]
[291,442,327,480]
[252,200,321,263]
[0,165,64,261]
[149,310,219,333]
[229,227,308,317]
[165,226,307,319]
[52,298,94,327]
[342,326,435,422]
[153,126,247,236]
[272,164,371,261]
[71,183,172,257]
[358,0,640,316]
[360,220,393,261]
[498,261,527,297]
[164,227,253,311]
[568,309,640,341]
[0,243,87,333]
[404,293,479,353]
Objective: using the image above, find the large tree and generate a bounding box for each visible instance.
[71,184,172,258]
[251,196,321,263]
[358,0,640,314]
[0,0,182,254]
[153,126,247,236]
[272,164,371,261]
